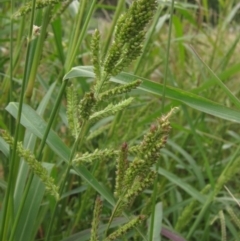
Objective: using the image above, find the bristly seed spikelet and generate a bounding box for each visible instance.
[0,130,59,200]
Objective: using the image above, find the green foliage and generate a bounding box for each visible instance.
[13,0,62,17]
[1,0,240,241]
[0,130,59,200]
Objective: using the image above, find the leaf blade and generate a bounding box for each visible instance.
[64,66,240,123]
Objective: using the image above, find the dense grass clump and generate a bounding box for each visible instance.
[1,0,240,241]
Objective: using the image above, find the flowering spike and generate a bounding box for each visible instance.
[78,92,97,121]
[91,29,102,81]
[103,0,157,76]
[67,85,80,139]
[73,149,118,166]
[90,196,103,241]
[89,97,134,122]
[114,143,129,198]
[99,80,142,101]
[104,215,146,241]
[14,0,62,18]
[1,130,59,200]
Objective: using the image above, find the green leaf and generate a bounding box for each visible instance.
[15,163,54,241]
[148,202,163,241]
[6,102,70,162]
[64,66,240,123]
[5,102,115,207]
[157,167,206,203]
[51,19,65,64]
[167,140,205,188]
[15,82,57,203]
[72,166,115,206]
[12,83,57,241]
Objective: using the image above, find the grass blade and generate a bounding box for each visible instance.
[157,167,206,203]
[5,102,115,206]
[64,66,240,123]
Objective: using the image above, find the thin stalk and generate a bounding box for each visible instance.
[161,0,174,111]
[105,196,126,238]
[45,121,88,241]
[1,16,26,104]
[0,0,37,240]
[72,183,92,232]
[215,31,240,71]
[102,0,125,56]
[7,0,14,233]
[65,0,87,67]
[104,194,148,241]
[190,46,240,109]
[208,23,221,68]
[67,0,96,70]
[150,1,175,241]
[182,106,213,188]
[9,0,14,135]
[71,153,100,233]
[37,80,68,160]
[186,194,212,239]
[108,110,122,138]
[104,204,148,241]
[25,6,51,101]
[134,4,163,75]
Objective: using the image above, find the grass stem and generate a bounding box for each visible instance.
[0,0,37,239]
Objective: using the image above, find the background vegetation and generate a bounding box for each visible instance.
[1,0,240,240]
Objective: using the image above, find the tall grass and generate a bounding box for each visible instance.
[1,0,240,241]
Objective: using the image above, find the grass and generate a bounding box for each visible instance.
[1,0,240,241]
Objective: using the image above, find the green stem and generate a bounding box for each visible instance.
[37,80,68,159]
[0,0,37,240]
[72,183,91,232]
[1,16,26,104]
[208,20,222,68]
[9,0,14,134]
[161,0,174,111]
[9,0,14,216]
[105,197,125,238]
[102,0,125,56]
[45,121,88,241]
[65,0,87,68]
[190,46,240,109]
[182,106,212,188]
[186,195,213,239]
[25,7,51,101]
[67,0,96,70]
[149,1,175,240]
